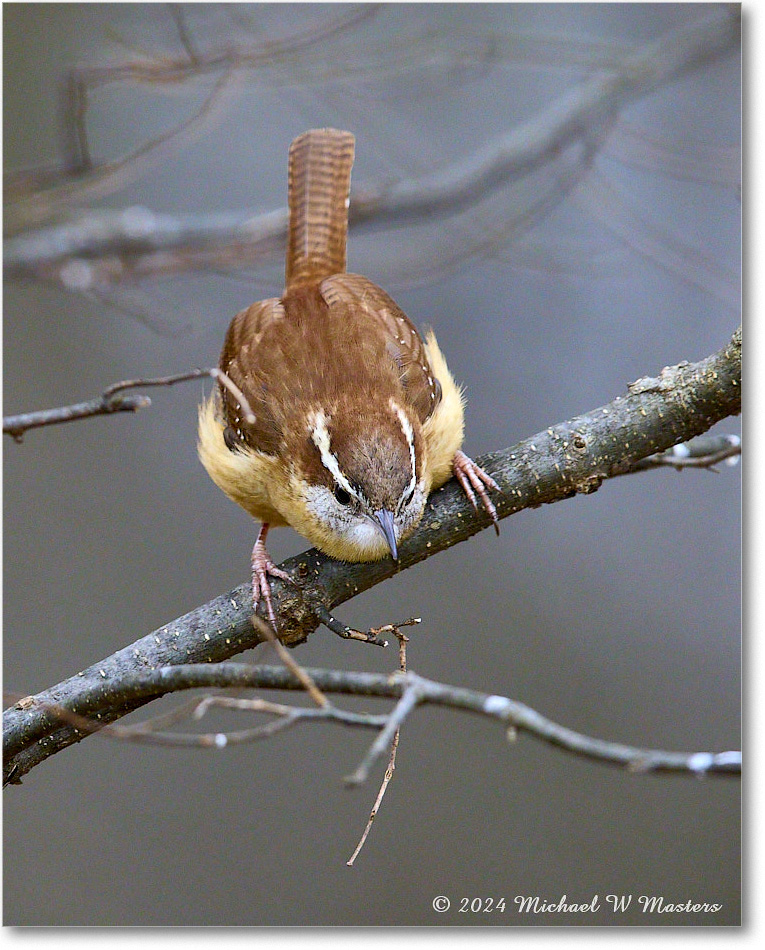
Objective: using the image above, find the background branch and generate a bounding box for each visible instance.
[4,8,738,285]
[3,327,741,784]
[627,433,741,473]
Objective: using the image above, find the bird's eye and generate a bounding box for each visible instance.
[334,485,352,506]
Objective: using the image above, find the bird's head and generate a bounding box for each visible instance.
[286,399,428,562]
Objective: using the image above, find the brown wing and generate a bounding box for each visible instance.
[286,129,355,290]
[320,273,442,424]
[218,298,286,456]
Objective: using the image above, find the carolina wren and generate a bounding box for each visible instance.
[198,128,499,631]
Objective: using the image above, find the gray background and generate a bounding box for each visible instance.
[4,3,740,927]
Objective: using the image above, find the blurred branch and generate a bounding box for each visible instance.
[73,4,381,90]
[4,8,739,286]
[5,5,381,230]
[351,9,738,223]
[575,168,740,309]
[626,433,740,473]
[2,326,740,783]
[604,122,740,188]
[6,66,239,237]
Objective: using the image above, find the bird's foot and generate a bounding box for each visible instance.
[251,526,296,632]
[452,449,501,535]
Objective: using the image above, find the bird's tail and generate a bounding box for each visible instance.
[285,128,355,290]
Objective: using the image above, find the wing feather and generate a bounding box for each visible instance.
[218,298,286,455]
[320,273,442,423]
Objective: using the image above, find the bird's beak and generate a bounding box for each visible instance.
[374,509,398,561]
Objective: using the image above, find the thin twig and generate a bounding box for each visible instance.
[346,730,401,866]
[3,366,255,441]
[627,434,741,473]
[207,368,256,424]
[2,393,151,442]
[347,620,416,866]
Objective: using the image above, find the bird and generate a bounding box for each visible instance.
[198,128,499,633]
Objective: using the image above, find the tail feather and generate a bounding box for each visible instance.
[286,128,355,290]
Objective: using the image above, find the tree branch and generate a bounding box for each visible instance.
[625,433,740,472]
[2,392,151,443]
[2,327,740,783]
[4,663,741,789]
[2,368,254,442]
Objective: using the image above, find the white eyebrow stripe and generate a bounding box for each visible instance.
[390,398,417,502]
[309,410,359,501]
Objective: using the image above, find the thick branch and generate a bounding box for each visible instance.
[2,327,740,782]
[4,9,739,282]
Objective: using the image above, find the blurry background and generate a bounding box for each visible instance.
[3,3,740,927]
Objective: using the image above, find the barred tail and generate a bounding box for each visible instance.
[285,128,355,290]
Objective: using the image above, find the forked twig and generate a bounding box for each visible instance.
[3,367,255,441]
[2,689,387,749]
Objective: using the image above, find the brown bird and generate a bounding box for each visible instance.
[198,128,499,632]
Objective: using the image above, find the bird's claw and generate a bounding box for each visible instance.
[251,535,296,632]
[452,449,501,534]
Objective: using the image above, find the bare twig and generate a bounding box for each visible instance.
[627,434,741,473]
[347,621,416,866]
[3,366,254,441]
[2,392,152,442]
